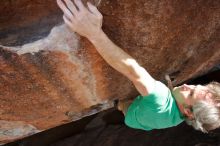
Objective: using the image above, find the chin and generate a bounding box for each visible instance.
[173,87,177,90]
[171,88,182,101]
[172,86,180,93]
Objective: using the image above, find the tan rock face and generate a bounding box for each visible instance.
[0,0,220,144]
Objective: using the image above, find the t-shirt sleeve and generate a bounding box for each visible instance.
[124,81,172,130]
[142,81,170,108]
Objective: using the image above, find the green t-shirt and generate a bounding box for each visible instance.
[125,81,184,131]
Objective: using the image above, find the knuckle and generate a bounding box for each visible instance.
[70,17,75,22]
[78,12,84,18]
[76,14,82,21]
[78,17,83,22]
[82,11,88,16]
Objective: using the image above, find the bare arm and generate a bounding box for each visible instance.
[57,0,155,96]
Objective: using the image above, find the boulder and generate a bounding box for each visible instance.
[0,0,219,144]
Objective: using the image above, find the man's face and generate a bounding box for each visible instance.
[172,84,213,116]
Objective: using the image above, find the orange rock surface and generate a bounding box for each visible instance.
[0,0,219,144]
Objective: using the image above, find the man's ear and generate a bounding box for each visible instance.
[184,108,194,120]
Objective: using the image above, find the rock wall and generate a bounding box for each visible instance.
[0,0,220,144]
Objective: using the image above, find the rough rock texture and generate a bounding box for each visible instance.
[0,0,220,144]
[0,120,39,144]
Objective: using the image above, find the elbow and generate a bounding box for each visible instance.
[123,59,141,81]
[125,68,139,81]
[127,66,155,96]
[126,66,145,82]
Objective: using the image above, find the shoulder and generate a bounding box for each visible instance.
[141,81,171,107]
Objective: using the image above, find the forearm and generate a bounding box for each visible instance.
[89,30,141,81]
[57,0,155,96]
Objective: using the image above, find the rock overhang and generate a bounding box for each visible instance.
[0,0,220,144]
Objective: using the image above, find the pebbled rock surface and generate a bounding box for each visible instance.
[0,0,220,144]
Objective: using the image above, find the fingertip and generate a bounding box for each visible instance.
[56,0,60,5]
[87,1,91,9]
[63,0,69,6]
[87,1,95,8]
[57,0,64,7]
[64,0,69,4]
[87,2,96,11]
[57,0,61,4]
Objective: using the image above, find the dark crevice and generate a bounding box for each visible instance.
[0,16,63,46]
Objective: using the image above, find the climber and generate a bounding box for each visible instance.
[57,0,220,133]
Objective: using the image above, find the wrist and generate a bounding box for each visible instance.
[88,29,106,44]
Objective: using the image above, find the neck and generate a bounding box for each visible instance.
[176,101,185,115]
[171,90,186,117]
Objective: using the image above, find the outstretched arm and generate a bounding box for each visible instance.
[57,0,156,96]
